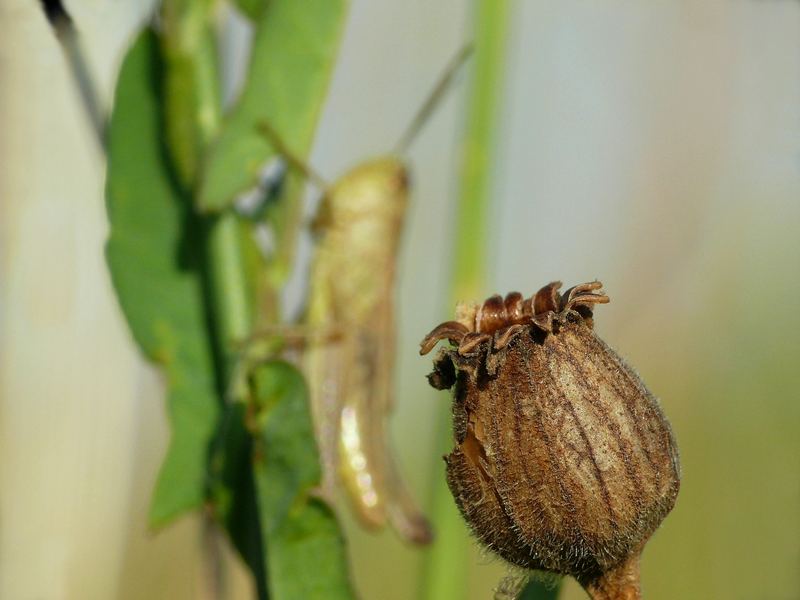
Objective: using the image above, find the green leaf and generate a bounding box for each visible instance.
[230,0,265,21]
[197,0,349,212]
[250,361,356,600]
[265,498,354,600]
[519,579,561,600]
[105,29,219,526]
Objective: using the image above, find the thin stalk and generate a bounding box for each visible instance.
[207,212,252,360]
[420,2,512,599]
[160,3,252,596]
[162,0,250,378]
[580,553,641,600]
[40,0,106,151]
[450,0,511,304]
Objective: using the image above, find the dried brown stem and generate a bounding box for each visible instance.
[580,552,642,600]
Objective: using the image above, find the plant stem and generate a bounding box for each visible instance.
[160,4,252,596]
[580,554,642,600]
[450,0,511,303]
[169,0,250,375]
[208,212,252,360]
[420,1,512,599]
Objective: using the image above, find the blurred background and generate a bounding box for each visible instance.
[1,1,799,599]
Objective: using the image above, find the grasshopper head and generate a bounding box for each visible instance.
[315,157,409,232]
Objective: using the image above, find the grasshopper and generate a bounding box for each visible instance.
[257,47,471,544]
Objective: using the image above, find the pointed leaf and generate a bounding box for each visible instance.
[519,579,561,600]
[230,0,265,21]
[197,0,349,212]
[105,29,219,526]
[251,361,356,600]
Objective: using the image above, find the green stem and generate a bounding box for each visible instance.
[450,0,511,303]
[420,2,512,599]
[208,212,252,360]
[160,0,247,353]
[160,2,254,596]
[162,0,250,373]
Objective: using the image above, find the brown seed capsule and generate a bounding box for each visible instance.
[420,281,680,599]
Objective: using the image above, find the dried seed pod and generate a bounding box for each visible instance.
[420,281,680,599]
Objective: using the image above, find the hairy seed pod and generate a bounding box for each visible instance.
[420,281,680,599]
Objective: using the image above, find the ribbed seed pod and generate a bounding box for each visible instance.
[420,282,680,599]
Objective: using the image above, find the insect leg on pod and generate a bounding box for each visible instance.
[256,45,472,544]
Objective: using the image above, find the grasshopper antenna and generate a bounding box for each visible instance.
[393,43,473,155]
[257,122,330,191]
[40,0,106,152]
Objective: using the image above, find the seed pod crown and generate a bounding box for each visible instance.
[420,281,680,598]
